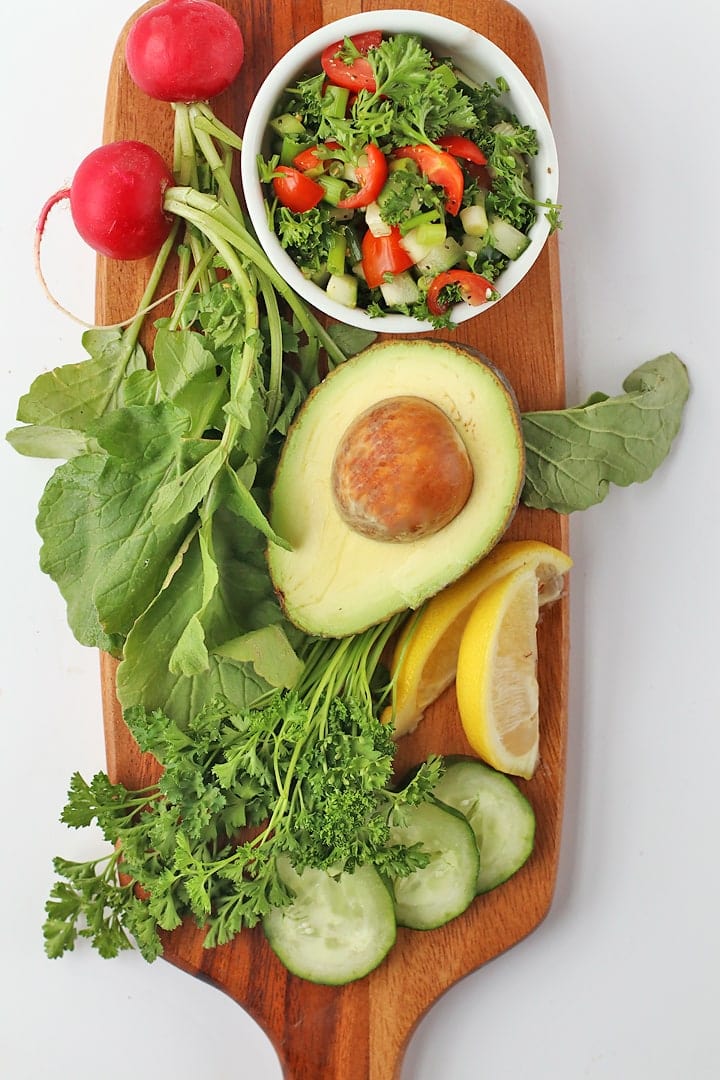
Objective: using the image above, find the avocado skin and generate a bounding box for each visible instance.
[267,340,525,638]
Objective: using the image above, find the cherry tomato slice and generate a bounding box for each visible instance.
[426,270,495,315]
[437,134,488,166]
[321,31,382,92]
[361,226,414,288]
[292,141,342,173]
[272,166,324,213]
[337,144,388,209]
[394,145,465,215]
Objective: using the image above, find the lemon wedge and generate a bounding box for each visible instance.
[384,540,572,737]
[455,565,542,778]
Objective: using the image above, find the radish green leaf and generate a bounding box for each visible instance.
[521,353,689,513]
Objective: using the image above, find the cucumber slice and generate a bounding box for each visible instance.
[389,801,479,930]
[326,273,358,309]
[414,236,464,276]
[398,226,434,264]
[269,113,306,137]
[488,216,531,260]
[399,224,447,263]
[380,271,419,308]
[460,201,489,238]
[432,758,536,894]
[263,857,396,985]
[365,200,392,238]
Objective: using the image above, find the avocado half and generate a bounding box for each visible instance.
[267,340,525,637]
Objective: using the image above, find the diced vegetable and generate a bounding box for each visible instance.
[394,144,465,215]
[337,144,388,209]
[364,200,392,237]
[460,196,489,238]
[326,230,347,276]
[379,270,419,308]
[398,226,436,264]
[320,31,382,92]
[361,226,414,287]
[437,134,487,165]
[272,166,324,212]
[317,173,349,207]
[326,272,358,308]
[270,113,307,137]
[427,269,496,316]
[489,215,532,259]
[413,236,464,277]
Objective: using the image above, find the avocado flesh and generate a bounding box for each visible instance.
[268,340,525,638]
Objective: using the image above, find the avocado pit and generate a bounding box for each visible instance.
[331,396,474,542]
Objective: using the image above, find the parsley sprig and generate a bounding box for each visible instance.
[44,617,443,961]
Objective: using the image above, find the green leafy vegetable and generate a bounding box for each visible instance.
[115,509,295,720]
[522,353,690,513]
[44,620,443,961]
[275,204,336,274]
[9,99,371,722]
[358,35,477,148]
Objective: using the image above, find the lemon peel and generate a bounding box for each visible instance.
[384,539,571,738]
[455,565,542,778]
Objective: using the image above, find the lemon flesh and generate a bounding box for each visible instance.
[455,565,541,779]
[385,540,571,737]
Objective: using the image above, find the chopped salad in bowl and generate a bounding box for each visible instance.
[241,11,561,332]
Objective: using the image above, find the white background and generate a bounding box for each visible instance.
[1,2,717,1078]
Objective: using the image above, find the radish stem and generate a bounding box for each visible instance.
[164,186,347,370]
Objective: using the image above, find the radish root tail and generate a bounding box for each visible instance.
[33,188,177,330]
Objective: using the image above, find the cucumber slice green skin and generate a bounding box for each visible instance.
[263,760,535,983]
[432,758,536,894]
[262,857,396,986]
[388,800,479,930]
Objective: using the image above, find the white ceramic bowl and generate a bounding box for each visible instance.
[241,10,559,334]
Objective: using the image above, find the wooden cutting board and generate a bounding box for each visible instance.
[97,2,569,1077]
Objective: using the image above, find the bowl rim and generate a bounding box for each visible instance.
[240,9,559,334]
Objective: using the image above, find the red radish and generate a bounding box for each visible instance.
[125,0,245,103]
[37,141,175,261]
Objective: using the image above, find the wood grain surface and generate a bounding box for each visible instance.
[97,2,568,1077]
